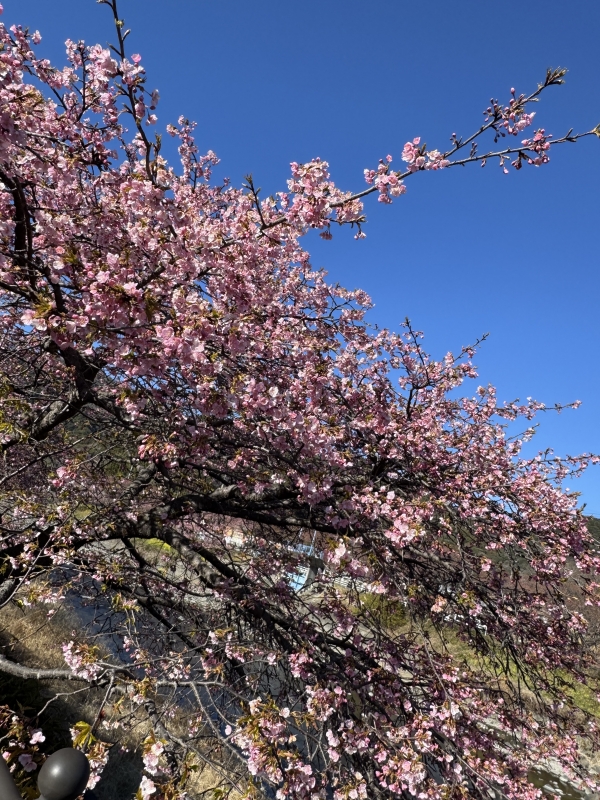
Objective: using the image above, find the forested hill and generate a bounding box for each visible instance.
[587,516,600,541]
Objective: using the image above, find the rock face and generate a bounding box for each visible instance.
[529,765,600,800]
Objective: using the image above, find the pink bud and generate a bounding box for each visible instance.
[131,54,142,64]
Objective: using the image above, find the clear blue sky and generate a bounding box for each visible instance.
[8,1,600,514]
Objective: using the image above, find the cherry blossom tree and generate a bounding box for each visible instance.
[1,2,600,798]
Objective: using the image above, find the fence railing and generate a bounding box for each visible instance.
[0,748,93,800]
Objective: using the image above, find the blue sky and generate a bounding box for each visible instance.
[8,0,600,514]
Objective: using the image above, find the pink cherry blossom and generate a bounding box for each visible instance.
[0,9,598,800]
[140,776,156,799]
[18,753,37,773]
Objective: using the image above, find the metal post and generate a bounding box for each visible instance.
[0,754,24,800]
[37,749,90,800]
[0,748,91,800]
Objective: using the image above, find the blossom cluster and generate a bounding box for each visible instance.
[62,641,102,681]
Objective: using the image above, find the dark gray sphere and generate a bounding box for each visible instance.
[37,748,91,800]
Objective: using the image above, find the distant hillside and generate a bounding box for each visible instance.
[587,516,600,541]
